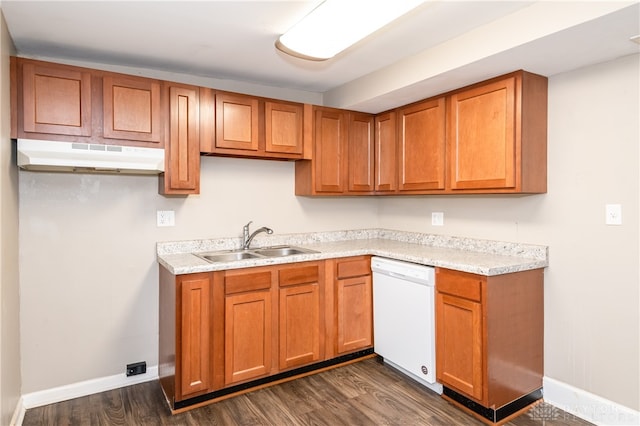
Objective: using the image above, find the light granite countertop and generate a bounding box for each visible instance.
[157,229,548,276]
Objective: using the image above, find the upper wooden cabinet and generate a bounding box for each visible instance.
[15,59,92,138]
[295,107,375,195]
[11,57,164,148]
[159,83,200,195]
[447,71,547,193]
[199,90,304,160]
[374,111,397,192]
[397,97,446,192]
[103,75,161,144]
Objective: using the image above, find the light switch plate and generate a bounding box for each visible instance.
[157,210,175,227]
[432,212,444,226]
[605,204,622,225]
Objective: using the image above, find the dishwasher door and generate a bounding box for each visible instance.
[372,258,440,392]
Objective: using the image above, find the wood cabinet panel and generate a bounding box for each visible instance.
[215,92,259,151]
[436,292,483,401]
[178,274,211,399]
[161,84,200,195]
[265,101,303,155]
[448,77,515,190]
[279,283,321,370]
[314,108,347,193]
[347,112,374,193]
[336,274,373,354]
[225,289,273,385]
[397,98,446,191]
[374,111,397,192]
[103,75,161,143]
[21,61,92,137]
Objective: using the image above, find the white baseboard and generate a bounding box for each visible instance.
[543,376,640,426]
[21,365,158,410]
[10,396,25,426]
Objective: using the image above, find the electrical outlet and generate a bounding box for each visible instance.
[157,210,175,227]
[126,361,146,377]
[605,204,622,225]
[432,212,444,226]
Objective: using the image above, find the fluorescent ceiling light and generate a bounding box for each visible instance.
[276,0,426,61]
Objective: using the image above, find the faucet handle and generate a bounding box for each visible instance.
[243,221,253,230]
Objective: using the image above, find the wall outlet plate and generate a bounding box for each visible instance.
[157,210,175,227]
[432,212,444,226]
[605,204,622,225]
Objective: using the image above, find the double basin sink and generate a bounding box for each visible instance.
[195,245,319,263]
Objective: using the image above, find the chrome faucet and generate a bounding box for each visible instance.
[242,221,273,250]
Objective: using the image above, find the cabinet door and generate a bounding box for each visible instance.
[225,290,272,385]
[103,75,161,144]
[265,101,303,155]
[177,274,211,399]
[314,108,347,193]
[21,61,92,137]
[448,77,516,190]
[397,98,445,191]
[336,275,373,354]
[215,92,259,151]
[162,85,200,195]
[436,292,484,401]
[347,112,375,193]
[375,111,397,192]
[279,283,321,369]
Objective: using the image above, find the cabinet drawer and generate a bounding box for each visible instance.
[279,264,319,287]
[436,268,483,302]
[336,257,370,279]
[225,270,272,294]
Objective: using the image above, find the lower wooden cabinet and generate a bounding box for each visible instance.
[160,259,352,409]
[333,256,373,355]
[435,267,544,415]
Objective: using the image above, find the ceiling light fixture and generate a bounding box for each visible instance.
[276,0,426,61]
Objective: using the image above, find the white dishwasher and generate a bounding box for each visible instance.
[371,256,442,394]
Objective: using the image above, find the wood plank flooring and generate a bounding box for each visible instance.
[23,358,593,426]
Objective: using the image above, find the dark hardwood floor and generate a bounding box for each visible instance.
[23,358,593,426]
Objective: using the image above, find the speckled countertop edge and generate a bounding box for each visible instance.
[157,229,548,276]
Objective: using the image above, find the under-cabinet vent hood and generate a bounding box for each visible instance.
[17,139,165,174]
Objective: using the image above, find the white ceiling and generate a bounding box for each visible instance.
[2,0,639,113]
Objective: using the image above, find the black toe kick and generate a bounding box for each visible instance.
[443,386,543,423]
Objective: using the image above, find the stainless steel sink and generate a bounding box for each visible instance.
[253,246,316,257]
[194,245,318,264]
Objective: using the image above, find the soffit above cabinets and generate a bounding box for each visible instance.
[1,1,638,113]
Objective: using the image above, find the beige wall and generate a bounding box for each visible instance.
[0,7,20,425]
[15,50,639,414]
[378,54,640,411]
[18,157,380,392]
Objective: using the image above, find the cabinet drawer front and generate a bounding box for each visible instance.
[279,264,319,287]
[225,271,272,294]
[336,257,370,279]
[436,268,483,302]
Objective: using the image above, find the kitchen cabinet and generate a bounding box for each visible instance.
[159,269,214,404]
[333,256,373,354]
[224,268,275,385]
[102,75,161,144]
[374,111,397,192]
[435,267,544,422]
[13,58,92,138]
[294,107,375,195]
[199,90,304,160]
[278,263,323,370]
[396,97,446,192]
[11,57,165,148]
[447,71,547,193]
[160,83,200,195]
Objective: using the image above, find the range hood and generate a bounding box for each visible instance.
[17,139,165,175]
